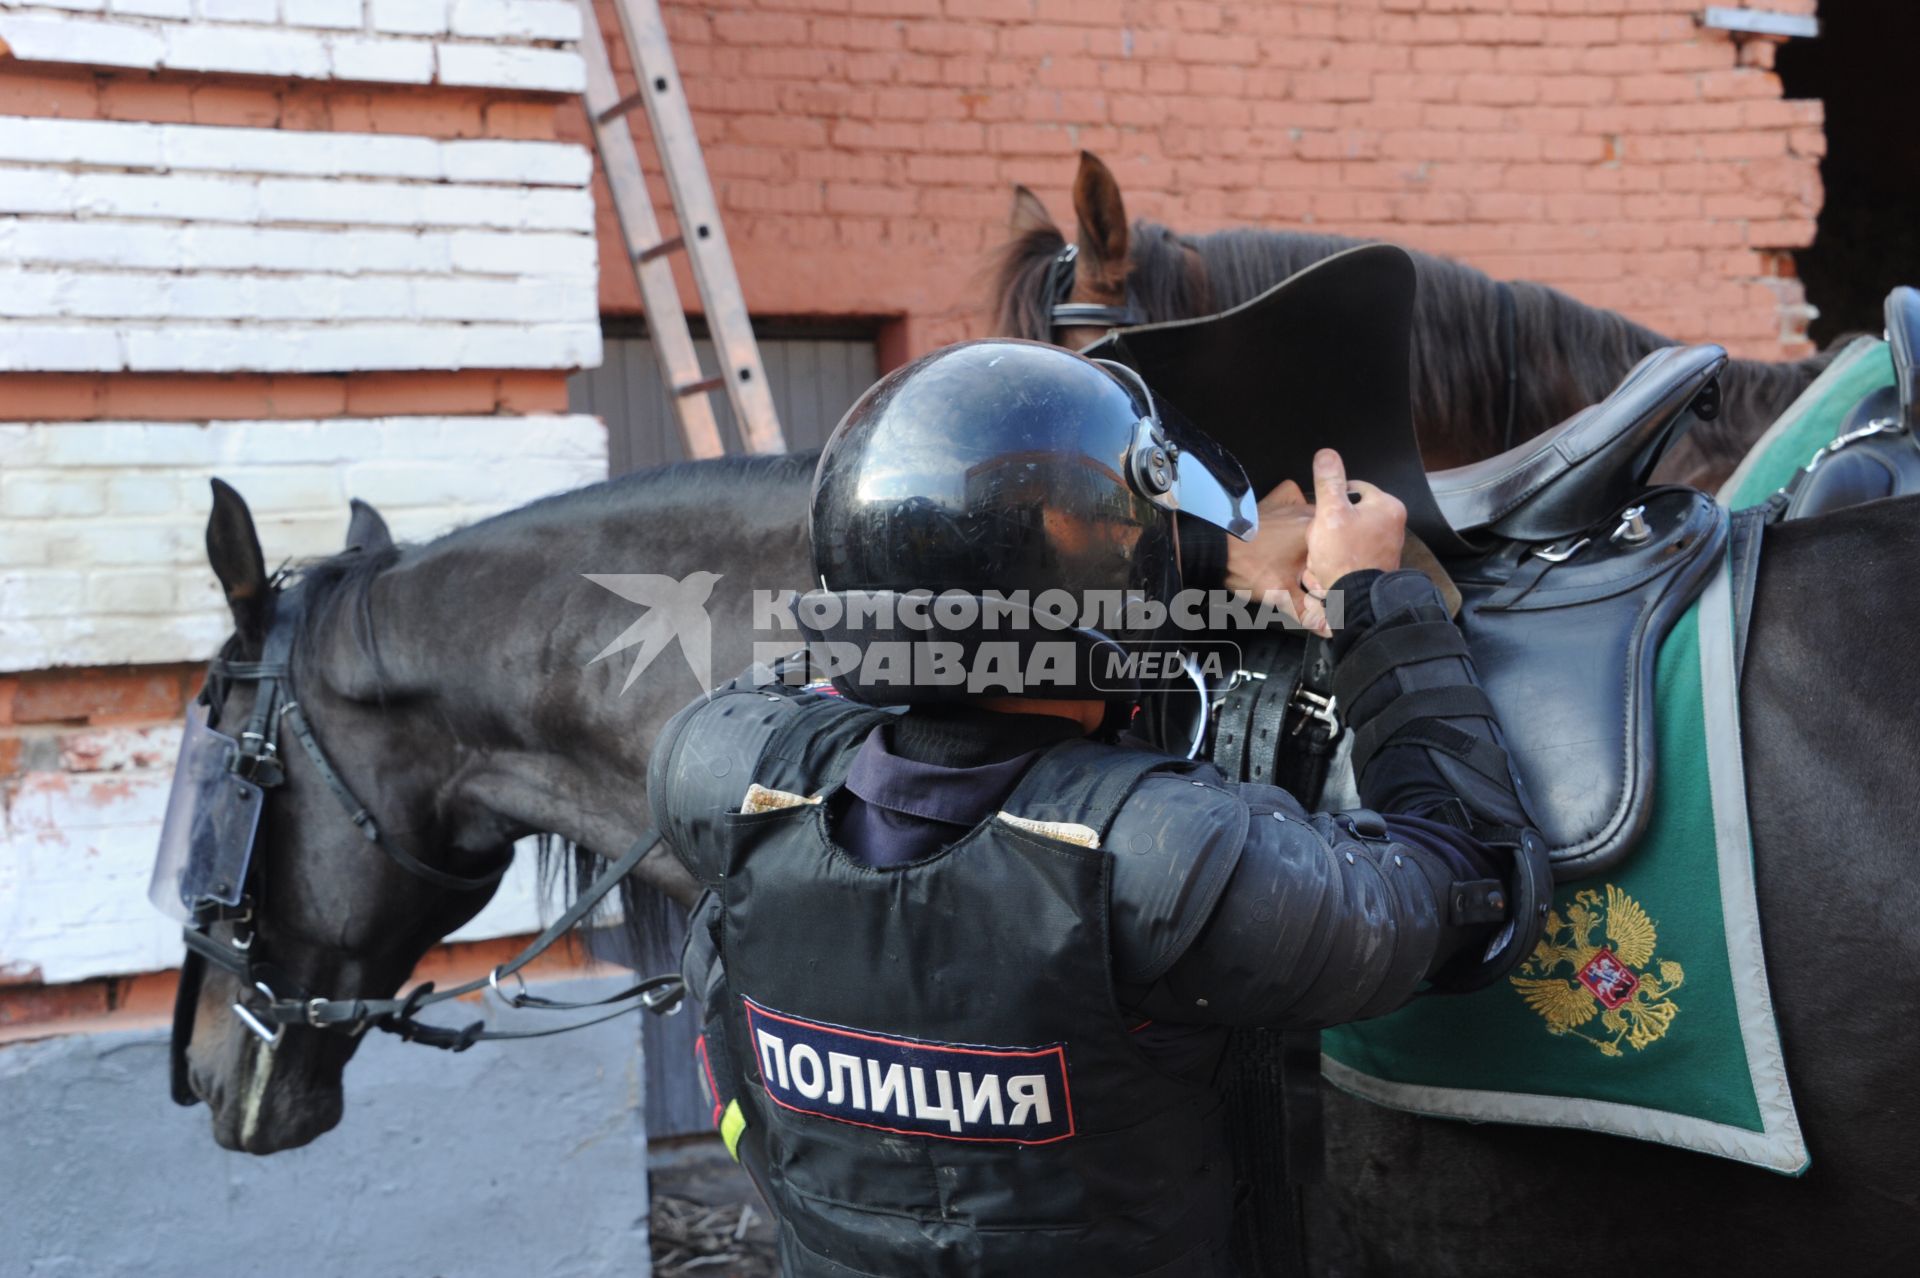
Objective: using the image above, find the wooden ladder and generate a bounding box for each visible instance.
[576,0,786,458]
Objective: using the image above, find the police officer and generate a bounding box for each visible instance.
[650,340,1550,1277]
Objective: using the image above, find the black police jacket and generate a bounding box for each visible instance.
[651,668,1517,1276]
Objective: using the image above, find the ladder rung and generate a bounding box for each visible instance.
[636,235,683,265]
[675,375,725,397]
[595,90,649,125]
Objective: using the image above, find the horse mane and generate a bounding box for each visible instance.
[990,216,1833,472]
[286,450,821,975]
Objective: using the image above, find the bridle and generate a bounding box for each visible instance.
[168,575,681,1108]
[1042,243,1144,337]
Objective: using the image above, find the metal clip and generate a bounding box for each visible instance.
[1531,537,1589,564]
[641,980,686,1017]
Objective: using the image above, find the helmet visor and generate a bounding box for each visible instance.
[1096,359,1257,541]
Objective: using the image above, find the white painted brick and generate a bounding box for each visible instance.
[108,0,193,17]
[0,116,162,168]
[0,269,66,318]
[121,326,276,372]
[85,569,175,613]
[197,0,278,20]
[257,177,425,227]
[57,520,198,567]
[0,167,76,215]
[328,35,437,85]
[369,0,447,35]
[21,0,110,11]
[8,218,184,269]
[160,273,263,320]
[34,424,223,469]
[105,474,186,517]
[0,570,87,618]
[284,0,364,27]
[420,182,594,231]
[441,139,591,187]
[412,275,580,322]
[60,273,176,320]
[435,42,584,93]
[72,172,260,223]
[0,472,108,518]
[460,321,600,369]
[448,229,595,279]
[449,0,580,41]
[0,16,159,70]
[0,324,122,371]
[163,26,332,79]
[206,465,345,512]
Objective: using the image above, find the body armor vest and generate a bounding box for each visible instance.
[707,729,1237,1277]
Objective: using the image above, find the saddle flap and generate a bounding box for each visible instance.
[1452,487,1727,877]
[1083,243,1477,558]
[1889,285,1920,429]
[1428,344,1727,542]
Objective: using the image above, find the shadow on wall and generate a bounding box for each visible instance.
[1780,0,1920,344]
[1,977,648,1276]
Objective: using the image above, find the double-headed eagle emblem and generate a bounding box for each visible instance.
[1510,885,1684,1057]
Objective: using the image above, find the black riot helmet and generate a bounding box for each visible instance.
[798,339,1256,705]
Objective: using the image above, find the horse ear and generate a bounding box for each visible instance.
[1009,184,1057,236]
[345,498,393,554]
[1071,150,1129,274]
[205,478,271,641]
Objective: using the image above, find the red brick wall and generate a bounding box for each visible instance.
[588,0,1824,361]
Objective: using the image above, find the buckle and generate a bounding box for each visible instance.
[1289,687,1339,737]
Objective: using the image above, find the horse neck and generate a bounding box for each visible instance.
[334,468,815,881]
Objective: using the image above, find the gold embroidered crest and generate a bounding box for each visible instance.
[1510,885,1684,1057]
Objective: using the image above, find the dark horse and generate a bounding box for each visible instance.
[995,152,1846,489]
[183,460,1920,1271]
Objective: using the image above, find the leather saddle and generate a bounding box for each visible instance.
[1090,245,1727,877]
[1782,285,1920,519]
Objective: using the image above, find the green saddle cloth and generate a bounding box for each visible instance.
[1321,340,1894,1175]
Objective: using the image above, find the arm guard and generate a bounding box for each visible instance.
[1330,570,1552,989]
[1119,780,1513,1027]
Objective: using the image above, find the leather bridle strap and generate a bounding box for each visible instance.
[187,828,682,1051]
[1044,242,1144,334]
[279,699,504,894]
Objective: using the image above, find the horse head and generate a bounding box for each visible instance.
[176,481,525,1153]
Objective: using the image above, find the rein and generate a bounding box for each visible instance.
[170,576,682,1104]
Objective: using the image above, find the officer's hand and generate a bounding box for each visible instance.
[1224,478,1314,622]
[1300,449,1407,636]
